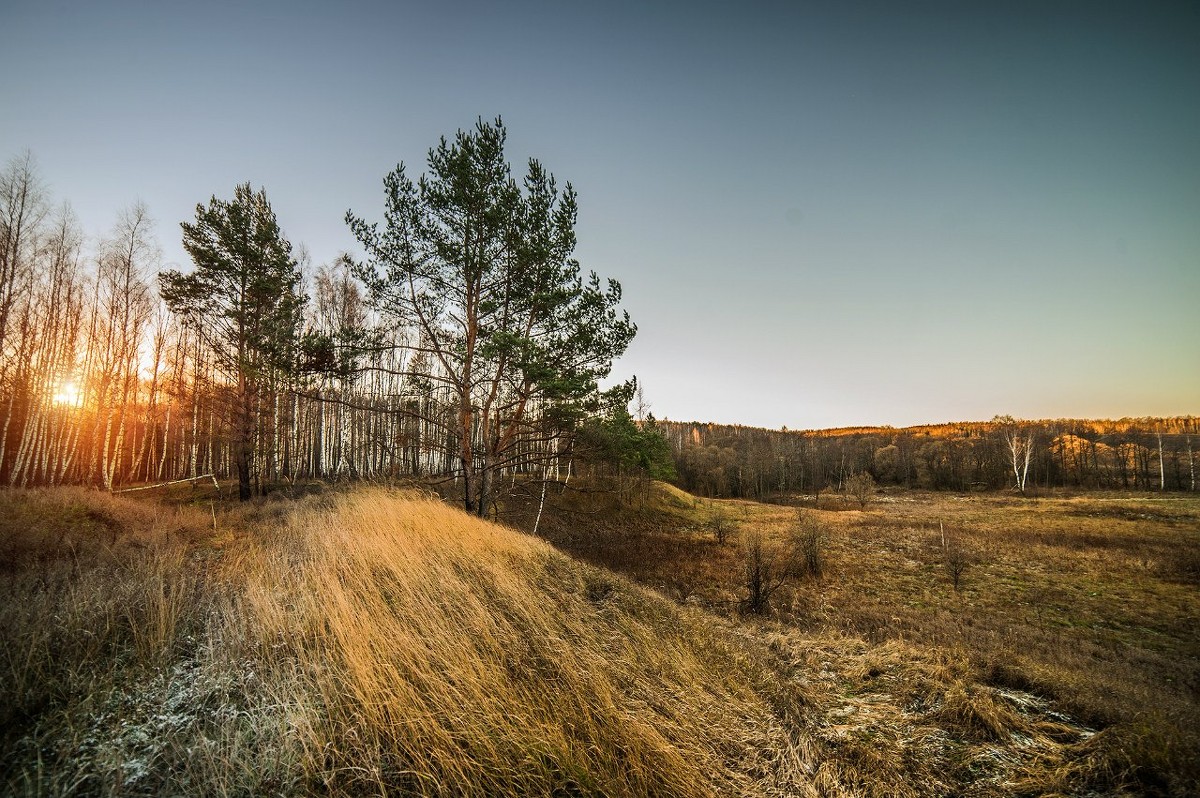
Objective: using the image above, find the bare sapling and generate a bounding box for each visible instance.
[939,521,972,592]
[845,471,876,510]
[793,510,825,578]
[707,503,735,544]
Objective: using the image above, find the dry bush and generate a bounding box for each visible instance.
[792,510,825,578]
[705,502,736,543]
[844,471,876,510]
[739,529,786,615]
[934,522,973,592]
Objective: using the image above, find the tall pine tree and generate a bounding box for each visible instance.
[159,183,304,501]
[347,118,635,516]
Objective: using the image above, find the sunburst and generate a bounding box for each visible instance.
[52,381,82,407]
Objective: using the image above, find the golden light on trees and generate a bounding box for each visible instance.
[52,381,82,407]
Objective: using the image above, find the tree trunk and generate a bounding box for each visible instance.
[236,373,252,501]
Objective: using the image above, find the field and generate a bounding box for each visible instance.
[538,484,1200,794]
[1,483,1197,796]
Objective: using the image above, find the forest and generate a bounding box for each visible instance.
[0,121,650,511]
[663,416,1198,500]
[2,131,1194,513]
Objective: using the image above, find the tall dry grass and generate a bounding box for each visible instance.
[228,489,804,796]
[1,488,808,796]
[2,485,1132,796]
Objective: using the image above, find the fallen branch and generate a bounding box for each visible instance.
[113,474,221,494]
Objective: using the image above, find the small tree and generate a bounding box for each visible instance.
[845,471,875,509]
[995,415,1034,494]
[939,521,972,592]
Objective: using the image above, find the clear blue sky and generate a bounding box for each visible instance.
[3,0,1197,429]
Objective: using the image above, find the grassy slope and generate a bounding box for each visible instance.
[1,485,1187,796]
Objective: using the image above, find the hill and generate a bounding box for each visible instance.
[0,486,1183,796]
[654,415,1198,498]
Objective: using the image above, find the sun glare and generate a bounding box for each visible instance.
[52,381,82,407]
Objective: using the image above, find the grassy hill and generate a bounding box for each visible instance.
[1,485,1190,796]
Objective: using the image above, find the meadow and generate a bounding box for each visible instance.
[538,483,1200,795]
[1,483,1196,796]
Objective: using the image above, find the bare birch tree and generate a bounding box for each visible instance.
[995,415,1034,494]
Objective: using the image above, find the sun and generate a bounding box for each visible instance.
[52,381,82,407]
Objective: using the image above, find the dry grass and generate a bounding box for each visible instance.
[1,487,800,796]
[538,484,1200,795]
[3,484,1185,796]
[226,490,802,796]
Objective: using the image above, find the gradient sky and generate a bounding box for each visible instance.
[2,0,1197,429]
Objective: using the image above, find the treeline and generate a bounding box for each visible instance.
[0,121,643,511]
[660,416,1198,498]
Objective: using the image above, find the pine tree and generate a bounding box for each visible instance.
[347,118,635,516]
[159,183,304,501]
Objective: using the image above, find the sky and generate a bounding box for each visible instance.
[2,0,1197,429]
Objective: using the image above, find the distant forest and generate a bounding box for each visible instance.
[659,416,1198,498]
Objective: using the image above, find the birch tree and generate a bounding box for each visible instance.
[0,153,49,478]
[995,415,1034,494]
[94,203,156,488]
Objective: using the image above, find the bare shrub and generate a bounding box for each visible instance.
[706,503,736,544]
[738,512,829,615]
[938,521,973,592]
[845,471,876,509]
[739,529,790,615]
[792,511,825,578]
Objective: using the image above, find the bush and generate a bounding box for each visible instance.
[937,522,973,592]
[845,471,876,510]
[739,529,788,615]
[706,504,735,544]
[792,511,824,578]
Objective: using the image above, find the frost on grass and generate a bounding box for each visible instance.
[38,654,300,796]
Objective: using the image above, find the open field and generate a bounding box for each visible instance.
[2,484,1196,796]
[537,485,1200,794]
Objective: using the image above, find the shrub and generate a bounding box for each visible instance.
[739,529,787,615]
[706,503,735,544]
[845,471,876,510]
[792,511,825,578]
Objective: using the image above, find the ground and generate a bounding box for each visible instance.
[535,483,1200,794]
[2,482,1197,796]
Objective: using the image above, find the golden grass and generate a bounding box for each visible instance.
[1,485,1167,796]
[1,488,804,795]
[230,490,805,796]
